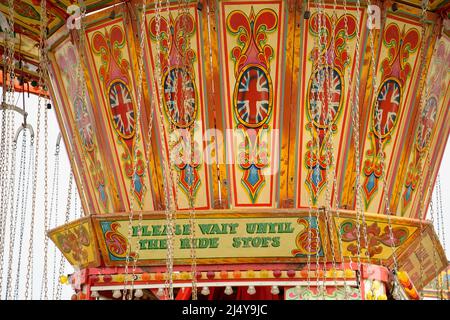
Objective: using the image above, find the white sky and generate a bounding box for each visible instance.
[1,90,449,300]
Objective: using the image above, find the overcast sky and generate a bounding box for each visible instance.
[1,90,448,300]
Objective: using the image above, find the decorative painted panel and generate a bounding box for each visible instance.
[285,286,361,300]
[51,38,114,214]
[93,211,330,266]
[218,0,286,207]
[360,14,422,213]
[331,211,419,262]
[85,14,155,211]
[144,3,211,210]
[296,4,365,208]
[48,218,100,269]
[396,222,448,290]
[398,33,450,218]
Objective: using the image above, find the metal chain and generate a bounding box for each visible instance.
[56,171,74,300]
[152,0,176,300]
[413,0,430,298]
[75,1,92,217]
[180,0,198,300]
[14,136,34,299]
[0,0,16,296]
[24,0,48,300]
[50,141,61,299]
[6,129,28,299]
[123,0,148,300]
[436,175,448,297]
[40,102,50,300]
[312,0,324,297]
[3,138,18,300]
[428,199,439,297]
[348,0,364,287]
[321,0,341,296]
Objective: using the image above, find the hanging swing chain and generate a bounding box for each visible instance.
[322,0,340,293]
[329,0,351,299]
[13,136,34,300]
[24,0,48,300]
[0,0,16,295]
[130,0,149,299]
[123,0,148,300]
[50,142,61,299]
[412,0,431,296]
[367,0,395,273]
[306,0,314,289]
[312,0,324,296]
[3,138,18,300]
[436,175,449,297]
[56,171,74,300]
[316,0,331,299]
[151,0,176,299]
[6,130,28,299]
[181,0,198,300]
[348,0,364,287]
[41,85,50,301]
[74,1,92,217]
[428,199,440,297]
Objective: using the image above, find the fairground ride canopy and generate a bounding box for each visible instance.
[1,0,450,293]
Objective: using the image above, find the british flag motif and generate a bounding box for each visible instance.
[309,67,342,126]
[417,96,437,150]
[236,66,270,126]
[109,81,135,137]
[74,98,94,150]
[374,79,401,137]
[164,68,196,128]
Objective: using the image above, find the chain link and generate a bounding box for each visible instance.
[151,0,176,300]
[348,0,364,287]
[50,141,61,299]
[24,0,48,300]
[436,175,448,297]
[40,101,50,300]
[3,138,18,299]
[0,0,16,297]
[13,136,34,299]
[122,0,148,300]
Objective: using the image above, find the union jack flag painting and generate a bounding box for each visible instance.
[163,68,196,128]
[417,96,437,150]
[236,66,271,127]
[374,79,401,137]
[308,67,342,127]
[74,97,94,151]
[108,81,135,138]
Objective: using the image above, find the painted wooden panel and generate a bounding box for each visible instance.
[398,33,450,218]
[144,3,211,210]
[295,4,366,209]
[84,13,155,211]
[50,38,115,214]
[360,14,423,213]
[217,0,286,208]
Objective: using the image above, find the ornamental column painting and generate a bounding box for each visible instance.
[50,39,113,214]
[219,1,285,207]
[361,20,421,212]
[399,34,450,218]
[296,5,363,209]
[145,4,210,210]
[84,12,155,211]
[303,11,357,205]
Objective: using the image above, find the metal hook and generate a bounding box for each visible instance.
[13,123,34,144]
[1,101,28,126]
[55,132,62,155]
